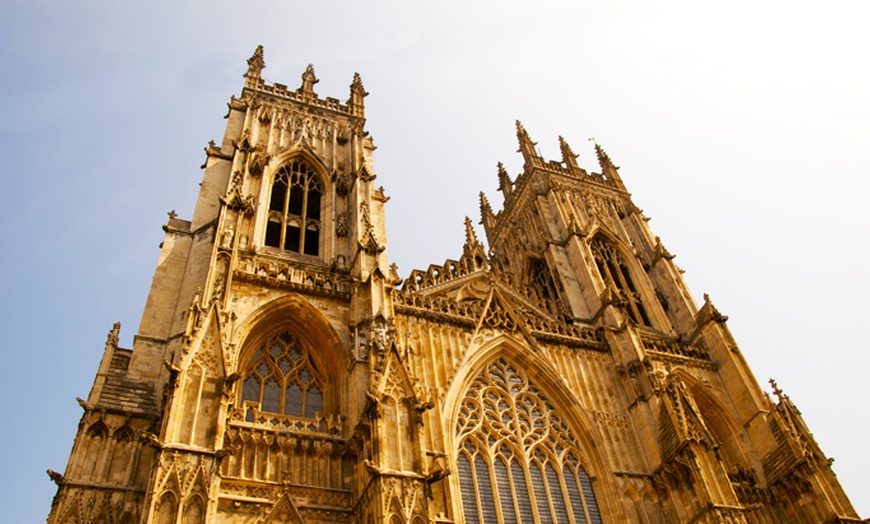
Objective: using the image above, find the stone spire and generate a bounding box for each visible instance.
[559,135,580,172]
[244,45,265,89]
[299,64,319,95]
[497,162,513,199]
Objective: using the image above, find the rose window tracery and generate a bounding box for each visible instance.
[456,358,602,524]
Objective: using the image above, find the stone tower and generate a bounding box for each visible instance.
[47,47,864,524]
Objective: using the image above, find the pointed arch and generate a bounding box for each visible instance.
[669,369,755,476]
[443,335,618,523]
[376,346,424,472]
[181,494,205,524]
[234,295,346,425]
[154,492,178,524]
[259,492,305,524]
[174,307,225,448]
[589,232,651,327]
[235,294,347,380]
[260,148,333,259]
[268,145,332,187]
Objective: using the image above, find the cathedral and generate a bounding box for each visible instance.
[46,46,864,523]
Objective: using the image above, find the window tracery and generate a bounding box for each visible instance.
[590,237,650,326]
[528,257,560,314]
[456,358,602,524]
[239,331,324,420]
[265,160,322,256]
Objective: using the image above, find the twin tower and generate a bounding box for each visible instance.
[47,46,863,524]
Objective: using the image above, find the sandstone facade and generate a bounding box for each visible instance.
[46,46,865,524]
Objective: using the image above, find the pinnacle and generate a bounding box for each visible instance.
[479,191,492,211]
[350,72,368,97]
[559,135,579,170]
[497,162,512,195]
[246,45,265,77]
[464,216,480,247]
[559,135,577,157]
[594,142,612,167]
[300,64,319,94]
[303,64,319,82]
[515,119,538,157]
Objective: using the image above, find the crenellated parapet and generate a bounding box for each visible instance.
[243,47,366,119]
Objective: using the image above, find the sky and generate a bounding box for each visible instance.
[1,1,868,521]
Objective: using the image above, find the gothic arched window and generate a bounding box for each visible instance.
[528,257,560,314]
[239,331,324,419]
[590,237,650,326]
[265,160,322,256]
[456,358,602,524]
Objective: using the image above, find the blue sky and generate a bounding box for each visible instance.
[2,2,868,521]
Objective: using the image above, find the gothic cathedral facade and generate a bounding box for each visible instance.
[47,47,864,524]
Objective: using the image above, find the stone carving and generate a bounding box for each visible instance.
[335,212,348,238]
[47,50,865,524]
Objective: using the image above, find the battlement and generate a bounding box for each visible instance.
[246,78,358,116]
[242,46,367,118]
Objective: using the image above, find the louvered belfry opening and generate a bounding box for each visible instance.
[590,236,650,327]
[265,160,322,256]
[456,358,602,524]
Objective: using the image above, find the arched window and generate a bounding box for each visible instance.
[456,358,602,524]
[528,257,560,315]
[239,331,324,419]
[265,160,322,256]
[590,237,650,326]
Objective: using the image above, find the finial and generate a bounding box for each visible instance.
[703,293,728,322]
[769,378,787,402]
[592,140,618,171]
[246,45,265,78]
[559,135,580,171]
[464,216,480,247]
[497,162,513,197]
[300,64,319,94]
[515,120,539,162]
[350,72,367,96]
[105,321,120,349]
[349,72,368,111]
[479,192,493,216]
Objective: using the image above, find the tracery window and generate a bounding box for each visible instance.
[528,257,560,314]
[265,161,322,256]
[456,358,602,524]
[240,331,324,419]
[590,237,650,326]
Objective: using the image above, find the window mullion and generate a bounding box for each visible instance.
[280,180,290,250]
[299,178,309,254]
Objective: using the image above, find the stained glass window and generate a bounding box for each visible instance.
[456,358,602,523]
[240,331,324,418]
